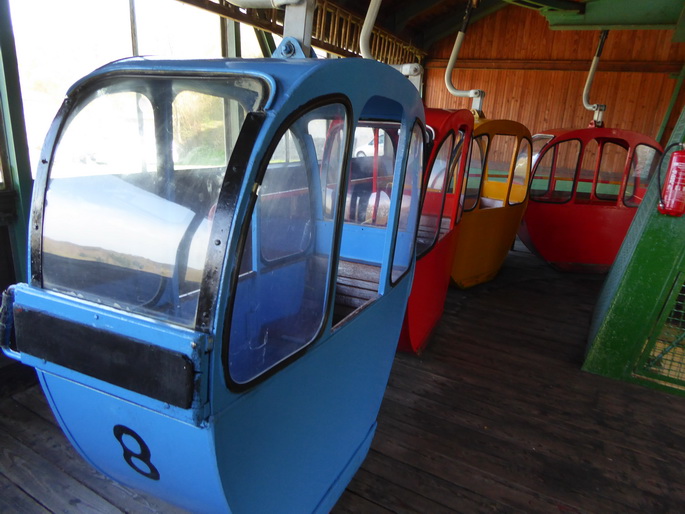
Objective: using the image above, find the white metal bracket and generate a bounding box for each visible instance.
[230,0,316,58]
[583,30,609,127]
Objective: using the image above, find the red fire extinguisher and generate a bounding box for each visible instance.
[659,144,685,217]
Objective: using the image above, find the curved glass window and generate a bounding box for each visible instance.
[448,132,466,225]
[482,134,517,208]
[229,103,347,385]
[333,117,400,326]
[42,75,268,328]
[462,135,487,211]
[625,144,659,207]
[530,139,580,203]
[346,124,397,225]
[391,122,424,283]
[576,139,599,201]
[596,142,628,202]
[416,133,453,257]
[532,134,553,166]
[509,138,530,205]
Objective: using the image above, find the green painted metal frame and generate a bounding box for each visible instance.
[657,63,685,144]
[541,0,685,34]
[584,104,685,395]
[502,0,583,13]
[0,0,32,282]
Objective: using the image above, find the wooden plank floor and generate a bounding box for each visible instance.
[4,244,685,512]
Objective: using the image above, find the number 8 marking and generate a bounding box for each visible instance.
[113,425,160,481]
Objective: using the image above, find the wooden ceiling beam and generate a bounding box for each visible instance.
[425,58,685,74]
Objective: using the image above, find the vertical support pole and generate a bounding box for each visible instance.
[582,30,608,127]
[656,63,685,144]
[254,28,276,57]
[221,4,242,59]
[0,0,32,282]
[129,0,140,56]
[444,0,485,115]
[360,0,382,59]
[220,5,243,151]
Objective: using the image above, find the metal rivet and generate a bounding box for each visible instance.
[282,41,295,57]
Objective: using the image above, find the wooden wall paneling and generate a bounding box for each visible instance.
[424,5,685,145]
[431,6,685,63]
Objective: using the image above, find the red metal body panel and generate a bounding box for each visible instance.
[397,108,473,354]
[519,127,662,273]
[520,202,634,272]
[398,229,458,352]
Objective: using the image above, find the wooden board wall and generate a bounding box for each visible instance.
[424,5,685,145]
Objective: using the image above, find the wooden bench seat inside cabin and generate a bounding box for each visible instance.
[334,259,381,324]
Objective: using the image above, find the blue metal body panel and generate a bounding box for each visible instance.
[213,289,408,512]
[3,55,424,512]
[39,371,229,513]
[11,284,210,425]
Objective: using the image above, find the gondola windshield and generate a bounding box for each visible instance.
[41,75,269,328]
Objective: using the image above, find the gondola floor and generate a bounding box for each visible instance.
[4,242,685,513]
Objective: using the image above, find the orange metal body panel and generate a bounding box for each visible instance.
[450,117,532,288]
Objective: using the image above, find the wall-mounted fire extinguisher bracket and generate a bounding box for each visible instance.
[658,142,685,217]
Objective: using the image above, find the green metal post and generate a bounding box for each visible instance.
[656,63,685,143]
[0,0,32,282]
[542,0,684,30]
[584,104,685,395]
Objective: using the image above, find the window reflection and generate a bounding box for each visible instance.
[391,122,423,283]
[416,133,453,257]
[42,76,267,327]
[625,144,659,207]
[462,135,487,211]
[229,103,347,384]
